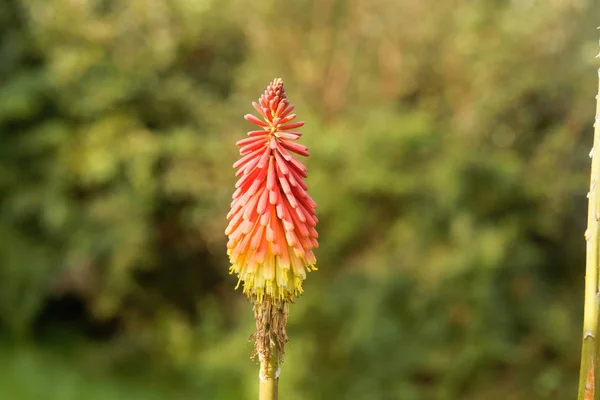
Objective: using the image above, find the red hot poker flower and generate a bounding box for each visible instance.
[226,78,318,304]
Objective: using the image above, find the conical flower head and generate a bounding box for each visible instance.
[226,78,318,304]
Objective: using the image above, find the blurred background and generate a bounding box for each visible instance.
[1,0,599,399]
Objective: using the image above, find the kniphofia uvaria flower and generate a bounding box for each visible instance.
[226,79,318,302]
[225,78,318,398]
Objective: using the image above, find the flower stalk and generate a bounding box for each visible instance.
[226,78,318,399]
[578,67,600,400]
[259,358,279,400]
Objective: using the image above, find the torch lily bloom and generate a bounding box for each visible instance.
[226,78,318,305]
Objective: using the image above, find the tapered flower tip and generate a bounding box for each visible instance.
[226,79,318,303]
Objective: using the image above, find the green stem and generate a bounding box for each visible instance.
[259,351,279,400]
[578,68,600,400]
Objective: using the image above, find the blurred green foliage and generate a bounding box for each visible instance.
[1,0,599,398]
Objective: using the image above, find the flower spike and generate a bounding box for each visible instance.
[225,79,319,388]
[226,78,318,305]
